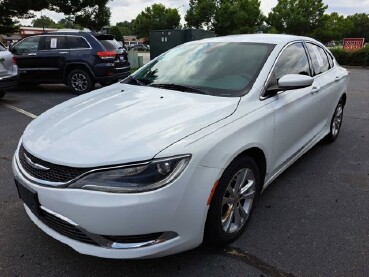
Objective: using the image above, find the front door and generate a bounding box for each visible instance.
[270,42,324,171]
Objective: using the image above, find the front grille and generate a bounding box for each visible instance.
[38,208,98,246]
[18,145,93,183]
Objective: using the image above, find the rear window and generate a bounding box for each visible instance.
[0,44,6,51]
[67,36,90,49]
[99,39,122,51]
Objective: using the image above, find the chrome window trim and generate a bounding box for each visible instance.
[260,40,336,101]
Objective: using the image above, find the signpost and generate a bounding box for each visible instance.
[343,38,365,51]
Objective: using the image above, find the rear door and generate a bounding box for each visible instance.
[0,44,13,78]
[37,35,69,82]
[12,36,43,81]
[305,42,341,126]
[270,42,324,171]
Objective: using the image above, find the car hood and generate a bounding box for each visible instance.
[22,83,239,167]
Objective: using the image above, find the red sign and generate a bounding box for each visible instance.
[343,38,365,51]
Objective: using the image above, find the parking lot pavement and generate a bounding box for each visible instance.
[0,69,368,276]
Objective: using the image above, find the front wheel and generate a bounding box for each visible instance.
[204,156,260,246]
[68,69,95,95]
[325,99,344,143]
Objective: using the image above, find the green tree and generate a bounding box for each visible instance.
[57,16,81,29]
[116,20,135,36]
[185,0,263,35]
[312,13,353,43]
[0,0,110,32]
[32,16,58,28]
[134,4,181,38]
[185,0,216,29]
[346,13,369,41]
[213,0,264,35]
[267,0,327,36]
[75,5,111,31]
[109,26,123,41]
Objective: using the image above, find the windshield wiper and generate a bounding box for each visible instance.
[130,77,147,86]
[149,83,212,95]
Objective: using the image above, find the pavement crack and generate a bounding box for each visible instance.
[0,156,11,161]
[203,246,296,277]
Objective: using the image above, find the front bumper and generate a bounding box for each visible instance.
[12,151,220,259]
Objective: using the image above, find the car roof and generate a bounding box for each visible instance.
[200,34,321,46]
[45,32,92,37]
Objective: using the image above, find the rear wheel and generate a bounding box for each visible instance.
[68,69,95,95]
[204,156,260,246]
[325,99,344,143]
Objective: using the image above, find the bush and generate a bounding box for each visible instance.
[330,46,369,66]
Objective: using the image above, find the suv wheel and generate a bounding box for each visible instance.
[68,69,95,95]
[204,156,260,246]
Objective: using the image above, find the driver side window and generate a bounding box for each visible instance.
[13,36,42,55]
[274,43,311,80]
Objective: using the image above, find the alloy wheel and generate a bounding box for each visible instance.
[71,73,88,92]
[332,103,343,137]
[221,168,256,234]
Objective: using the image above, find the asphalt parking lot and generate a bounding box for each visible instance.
[0,68,368,276]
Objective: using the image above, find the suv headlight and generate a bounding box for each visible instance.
[69,155,191,193]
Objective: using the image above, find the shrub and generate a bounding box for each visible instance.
[330,46,369,66]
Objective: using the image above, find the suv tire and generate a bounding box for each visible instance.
[68,69,95,95]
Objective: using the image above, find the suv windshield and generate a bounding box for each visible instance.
[131,42,275,97]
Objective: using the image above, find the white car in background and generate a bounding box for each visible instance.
[0,42,18,98]
[13,34,349,259]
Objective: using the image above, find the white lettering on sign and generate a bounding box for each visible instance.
[50,38,57,49]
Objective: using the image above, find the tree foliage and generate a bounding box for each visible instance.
[116,21,135,36]
[0,0,111,32]
[267,0,327,36]
[133,4,181,39]
[32,16,58,28]
[185,0,263,35]
[347,13,369,41]
[109,26,123,41]
[312,13,353,43]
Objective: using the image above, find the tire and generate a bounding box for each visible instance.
[68,69,95,95]
[325,99,344,143]
[204,155,261,246]
[0,91,5,99]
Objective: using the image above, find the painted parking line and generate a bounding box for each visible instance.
[2,103,37,119]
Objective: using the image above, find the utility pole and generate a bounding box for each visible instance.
[41,10,45,32]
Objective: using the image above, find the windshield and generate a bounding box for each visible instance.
[131,42,275,97]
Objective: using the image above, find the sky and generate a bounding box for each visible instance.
[18,0,369,27]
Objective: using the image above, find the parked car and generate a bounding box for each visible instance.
[13,34,348,259]
[0,42,18,99]
[10,32,130,94]
[129,44,149,51]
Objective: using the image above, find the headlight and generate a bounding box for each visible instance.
[69,155,191,193]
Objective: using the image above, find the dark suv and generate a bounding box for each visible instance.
[10,32,130,94]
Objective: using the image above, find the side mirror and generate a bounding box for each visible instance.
[263,74,314,98]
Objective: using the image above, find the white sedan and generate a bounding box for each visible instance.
[13,34,349,259]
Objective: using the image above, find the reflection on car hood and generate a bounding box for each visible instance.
[22,83,240,167]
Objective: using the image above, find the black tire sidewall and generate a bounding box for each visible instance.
[326,99,344,143]
[0,91,5,99]
[68,69,94,95]
[204,156,261,246]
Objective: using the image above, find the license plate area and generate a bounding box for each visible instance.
[15,180,40,216]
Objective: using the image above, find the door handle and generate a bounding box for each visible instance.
[335,76,342,82]
[59,52,68,54]
[28,53,37,56]
[311,87,320,94]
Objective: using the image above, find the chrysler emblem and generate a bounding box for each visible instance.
[24,154,50,171]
